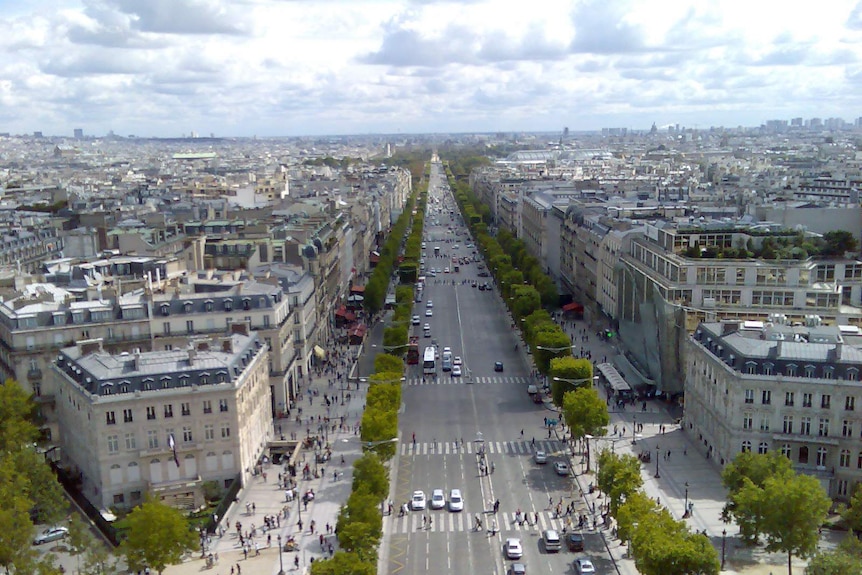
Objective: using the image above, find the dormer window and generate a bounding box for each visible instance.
[242,298,251,311]
[205,300,214,312]
[160,304,170,316]
[224,300,233,312]
[183,302,193,313]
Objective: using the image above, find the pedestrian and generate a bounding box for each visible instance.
[294,556,300,570]
[236,564,241,575]
[252,502,256,515]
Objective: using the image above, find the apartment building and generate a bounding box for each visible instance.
[52,327,271,511]
[150,273,297,414]
[0,226,65,273]
[685,319,862,500]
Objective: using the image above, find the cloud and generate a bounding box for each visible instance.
[107,0,251,36]
[568,0,646,54]
[847,0,862,29]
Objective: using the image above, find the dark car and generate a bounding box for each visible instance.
[495,361,504,372]
[478,271,489,277]
[566,532,585,551]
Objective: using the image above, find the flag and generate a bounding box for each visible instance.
[168,433,180,468]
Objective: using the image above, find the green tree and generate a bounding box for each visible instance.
[617,491,661,543]
[382,325,408,353]
[596,451,643,515]
[394,285,414,304]
[549,357,592,406]
[533,329,572,375]
[352,454,389,500]
[310,551,376,575]
[373,354,404,375]
[562,387,609,471]
[511,285,540,319]
[806,535,862,575]
[733,472,830,574]
[822,230,858,256]
[68,515,119,575]
[634,521,719,575]
[722,451,793,542]
[121,499,197,575]
[359,410,398,461]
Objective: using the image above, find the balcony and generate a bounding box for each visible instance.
[27,368,43,381]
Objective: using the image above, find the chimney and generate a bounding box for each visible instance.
[221,337,233,353]
[134,350,142,371]
[188,348,196,366]
[230,320,250,337]
[835,343,843,361]
[78,338,103,356]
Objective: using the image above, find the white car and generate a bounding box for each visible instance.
[554,461,570,476]
[574,558,596,574]
[453,356,462,366]
[443,346,451,355]
[452,365,462,377]
[412,315,420,325]
[411,490,426,511]
[423,323,430,331]
[449,489,464,512]
[444,267,450,273]
[505,538,523,559]
[534,450,548,464]
[430,489,446,510]
[426,300,433,308]
[426,309,433,317]
[33,526,68,545]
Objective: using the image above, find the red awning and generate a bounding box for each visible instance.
[350,324,367,338]
[335,305,348,317]
[344,311,356,322]
[369,254,380,263]
[562,302,584,312]
[350,285,366,294]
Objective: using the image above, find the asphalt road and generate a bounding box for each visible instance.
[381,161,591,575]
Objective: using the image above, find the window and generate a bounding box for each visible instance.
[786,364,797,377]
[844,420,854,438]
[841,449,852,468]
[758,442,769,454]
[205,300,213,312]
[107,435,119,454]
[181,402,191,416]
[161,304,170,316]
[785,392,795,407]
[182,426,193,443]
[224,299,233,311]
[746,363,757,375]
[803,393,813,408]
[204,424,215,441]
[147,430,159,450]
[824,367,835,380]
[822,394,832,409]
[760,417,770,432]
[106,411,116,425]
[186,320,194,334]
[203,400,212,414]
[761,390,772,405]
[219,399,228,413]
[123,409,133,423]
[847,396,856,411]
[805,365,816,378]
[782,416,793,434]
[113,494,125,505]
[780,444,792,458]
[744,389,755,404]
[743,413,753,430]
[163,322,170,335]
[858,452,862,469]
[849,369,859,382]
[799,446,809,464]
[819,418,830,437]
[741,441,752,452]
[146,406,156,420]
[838,480,849,498]
[816,447,828,467]
[263,315,271,328]
[801,417,811,435]
[164,404,173,418]
[125,433,136,450]
[220,424,231,439]
[184,302,193,313]
[762,363,773,376]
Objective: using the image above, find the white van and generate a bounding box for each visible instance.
[543,529,561,552]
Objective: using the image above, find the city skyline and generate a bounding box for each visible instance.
[1,0,862,138]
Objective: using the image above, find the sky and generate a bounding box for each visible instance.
[1,0,861,138]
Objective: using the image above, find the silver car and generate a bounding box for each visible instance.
[33,526,68,545]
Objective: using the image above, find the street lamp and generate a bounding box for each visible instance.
[632,414,637,445]
[552,375,600,391]
[277,534,284,575]
[721,529,727,570]
[655,445,660,478]
[684,482,690,517]
[536,345,579,353]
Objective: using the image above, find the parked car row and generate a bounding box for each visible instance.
[411,488,463,512]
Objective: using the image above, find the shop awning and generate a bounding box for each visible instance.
[562,302,584,312]
[313,345,327,360]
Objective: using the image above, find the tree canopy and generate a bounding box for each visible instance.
[121,499,197,575]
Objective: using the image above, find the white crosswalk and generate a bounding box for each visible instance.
[405,376,534,386]
[389,510,581,534]
[399,439,563,456]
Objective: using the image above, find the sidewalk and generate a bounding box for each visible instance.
[163,349,370,575]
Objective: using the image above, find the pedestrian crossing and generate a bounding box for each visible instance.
[389,509,584,535]
[400,439,563,456]
[405,376,535,386]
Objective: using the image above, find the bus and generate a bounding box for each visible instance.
[407,336,420,365]
[423,346,436,375]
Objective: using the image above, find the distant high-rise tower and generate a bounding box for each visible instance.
[33,131,43,138]
[73,128,83,139]
[563,127,569,139]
